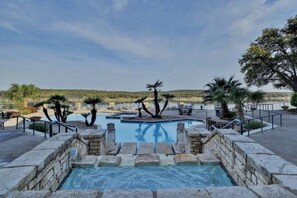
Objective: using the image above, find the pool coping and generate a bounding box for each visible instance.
[121,116,204,123]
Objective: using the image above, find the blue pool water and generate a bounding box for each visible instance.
[65,113,204,143]
[61,165,233,191]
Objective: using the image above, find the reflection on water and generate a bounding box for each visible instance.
[54,113,204,143]
[134,123,174,143]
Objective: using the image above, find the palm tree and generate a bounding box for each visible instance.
[137,96,154,117]
[230,88,249,120]
[81,113,91,126]
[34,101,52,122]
[248,90,265,117]
[134,98,143,117]
[159,94,175,115]
[83,97,103,126]
[146,80,163,118]
[48,94,68,122]
[204,76,241,118]
[248,90,265,108]
[35,94,72,123]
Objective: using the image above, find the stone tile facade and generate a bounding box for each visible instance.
[4,185,297,197]
[80,129,106,155]
[203,129,297,194]
[185,126,210,154]
[0,133,88,196]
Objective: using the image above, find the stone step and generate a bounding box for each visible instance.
[98,155,121,167]
[135,154,160,166]
[173,154,199,165]
[73,155,99,168]
[172,144,186,154]
[137,143,154,155]
[155,143,174,155]
[107,143,121,156]
[119,142,137,155]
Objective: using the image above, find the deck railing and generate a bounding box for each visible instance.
[16,116,78,138]
[210,109,282,136]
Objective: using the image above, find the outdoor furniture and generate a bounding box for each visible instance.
[1,112,9,119]
[1,111,21,119]
[178,108,192,116]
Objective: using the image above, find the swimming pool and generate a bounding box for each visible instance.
[60,165,233,191]
[65,113,204,143]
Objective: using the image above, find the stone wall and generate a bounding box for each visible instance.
[203,129,297,193]
[186,129,202,154]
[185,127,210,155]
[0,133,88,196]
[3,184,297,197]
[80,129,106,155]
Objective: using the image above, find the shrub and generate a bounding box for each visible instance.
[28,123,47,132]
[281,105,289,111]
[291,92,297,107]
[244,120,266,130]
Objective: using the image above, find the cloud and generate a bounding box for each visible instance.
[52,21,172,60]
[0,21,20,33]
[226,0,297,37]
[112,0,129,11]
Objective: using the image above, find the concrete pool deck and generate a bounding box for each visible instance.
[0,128,45,167]
[250,110,297,166]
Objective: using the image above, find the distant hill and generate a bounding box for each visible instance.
[0,89,292,103]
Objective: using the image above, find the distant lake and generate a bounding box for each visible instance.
[81,101,292,111]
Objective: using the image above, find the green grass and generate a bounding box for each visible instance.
[244,120,266,130]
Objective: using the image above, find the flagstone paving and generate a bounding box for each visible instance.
[0,130,45,167]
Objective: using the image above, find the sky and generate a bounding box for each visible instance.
[0,0,296,91]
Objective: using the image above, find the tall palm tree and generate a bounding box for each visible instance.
[248,90,265,107]
[248,90,265,117]
[160,94,175,115]
[230,88,249,120]
[83,97,103,126]
[204,76,241,118]
[146,80,163,118]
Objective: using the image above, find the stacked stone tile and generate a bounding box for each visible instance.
[0,133,88,196]
[80,129,106,155]
[186,128,202,154]
[4,185,297,197]
[185,127,210,154]
[203,128,297,194]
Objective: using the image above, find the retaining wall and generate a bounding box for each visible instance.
[203,129,297,194]
[0,133,88,196]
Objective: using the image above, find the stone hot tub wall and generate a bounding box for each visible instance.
[0,133,88,196]
[203,129,297,193]
[80,129,107,155]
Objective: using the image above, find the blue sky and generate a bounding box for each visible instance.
[0,0,296,91]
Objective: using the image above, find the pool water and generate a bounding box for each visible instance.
[61,165,233,191]
[65,113,204,143]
